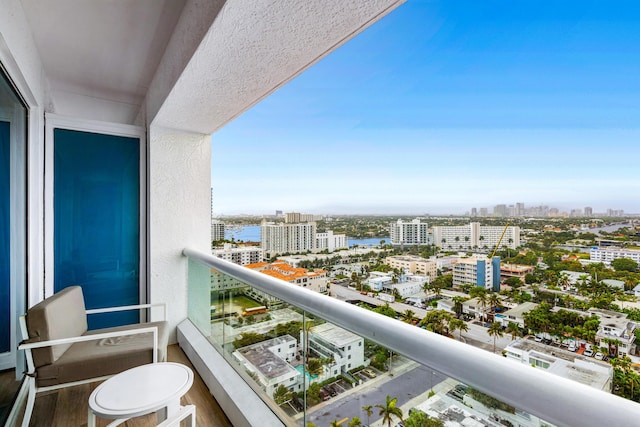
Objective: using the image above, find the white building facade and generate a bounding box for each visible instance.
[305,323,365,376]
[212,243,263,265]
[316,230,348,252]
[432,222,520,251]
[389,218,432,245]
[261,220,317,257]
[211,219,225,241]
[590,247,640,265]
[453,257,493,290]
[385,255,437,277]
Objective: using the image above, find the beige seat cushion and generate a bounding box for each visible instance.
[26,286,87,368]
[35,321,169,387]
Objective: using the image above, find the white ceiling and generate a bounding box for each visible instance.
[21,0,185,118]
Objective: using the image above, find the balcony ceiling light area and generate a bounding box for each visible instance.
[20,0,186,118]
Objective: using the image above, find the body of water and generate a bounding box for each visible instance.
[224,225,388,248]
[225,225,261,242]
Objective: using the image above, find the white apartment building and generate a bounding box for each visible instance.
[366,271,394,291]
[590,247,640,265]
[316,230,348,252]
[232,335,302,397]
[212,243,263,265]
[383,281,423,298]
[432,222,520,251]
[504,339,612,392]
[305,323,365,376]
[385,255,437,277]
[211,219,225,241]
[261,220,317,257]
[453,256,494,290]
[389,218,432,245]
[588,308,638,357]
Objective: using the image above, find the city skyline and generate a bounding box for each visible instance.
[211,0,640,216]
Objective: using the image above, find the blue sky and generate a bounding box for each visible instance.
[212,0,640,216]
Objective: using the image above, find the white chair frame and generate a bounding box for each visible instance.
[17,302,167,427]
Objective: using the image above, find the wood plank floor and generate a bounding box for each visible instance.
[16,345,233,427]
[0,368,22,424]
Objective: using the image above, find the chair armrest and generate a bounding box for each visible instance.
[19,326,160,363]
[86,302,167,321]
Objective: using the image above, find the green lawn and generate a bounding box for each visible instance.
[211,294,262,314]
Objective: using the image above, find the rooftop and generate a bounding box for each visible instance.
[235,335,298,380]
[311,323,362,347]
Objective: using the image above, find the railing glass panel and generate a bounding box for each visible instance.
[184,249,639,427]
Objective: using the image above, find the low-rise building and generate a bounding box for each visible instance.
[588,308,637,357]
[246,260,328,294]
[590,247,640,265]
[495,302,539,329]
[500,263,534,282]
[504,339,612,392]
[365,272,393,291]
[232,335,302,397]
[385,255,437,277]
[305,323,365,376]
[212,243,263,265]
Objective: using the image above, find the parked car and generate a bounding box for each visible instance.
[584,349,594,357]
[568,343,577,352]
[362,368,377,378]
[595,352,604,360]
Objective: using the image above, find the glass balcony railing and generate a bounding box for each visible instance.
[184,248,638,427]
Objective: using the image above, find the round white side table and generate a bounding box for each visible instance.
[88,362,194,427]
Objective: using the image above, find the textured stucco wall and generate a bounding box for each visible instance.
[152,0,405,134]
[149,126,210,342]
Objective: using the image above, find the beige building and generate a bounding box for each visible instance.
[385,255,437,277]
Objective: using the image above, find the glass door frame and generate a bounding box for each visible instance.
[44,114,147,307]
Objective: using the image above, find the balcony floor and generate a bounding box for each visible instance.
[17,344,233,427]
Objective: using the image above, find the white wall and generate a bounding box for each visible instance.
[149,126,211,342]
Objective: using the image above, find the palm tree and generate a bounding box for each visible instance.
[506,322,521,341]
[401,309,417,324]
[449,318,468,341]
[348,417,363,427]
[375,395,403,427]
[306,358,324,376]
[361,405,373,426]
[488,293,502,314]
[303,319,315,363]
[272,384,292,405]
[487,322,504,353]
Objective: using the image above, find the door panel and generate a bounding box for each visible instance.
[53,128,140,329]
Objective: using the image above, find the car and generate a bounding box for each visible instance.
[534,336,543,342]
[568,343,577,352]
[584,349,594,357]
[362,368,377,378]
[595,352,604,360]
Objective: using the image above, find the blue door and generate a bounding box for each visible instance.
[54,128,140,329]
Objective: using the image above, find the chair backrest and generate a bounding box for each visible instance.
[25,286,88,367]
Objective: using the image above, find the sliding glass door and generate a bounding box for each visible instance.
[0,64,27,424]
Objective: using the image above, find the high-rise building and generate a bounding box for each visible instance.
[471,207,478,217]
[432,222,520,251]
[261,220,316,256]
[211,219,225,241]
[584,206,593,216]
[493,204,507,217]
[389,218,432,245]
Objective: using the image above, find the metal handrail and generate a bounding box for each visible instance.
[184,248,639,427]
